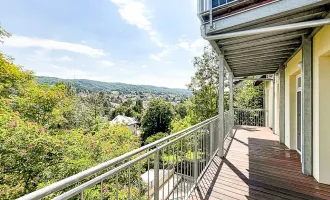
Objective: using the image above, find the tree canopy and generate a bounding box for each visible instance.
[141,99,174,142]
[0,33,141,199]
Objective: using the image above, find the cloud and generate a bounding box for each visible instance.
[177,39,205,56]
[59,56,73,62]
[110,0,166,47]
[3,35,106,57]
[149,48,172,61]
[100,60,115,66]
[149,38,205,62]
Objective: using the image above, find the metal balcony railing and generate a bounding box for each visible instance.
[18,115,234,200]
[234,108,268,127]
[197,0,239,14]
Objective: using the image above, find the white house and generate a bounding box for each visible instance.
[110,115,140,136]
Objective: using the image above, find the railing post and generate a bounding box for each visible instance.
[229,72,234,137]
[279,66,285,144]
[218,56,225,157]
[194,131,198,183]
[154,150,160,200]
[209,122,214,157]
[272,77,276,134]
[209,0,213,29]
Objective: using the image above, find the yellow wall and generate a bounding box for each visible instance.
[313,25,330,184]
[275,73,280,136]
[285,51,301,149]
[264,81,273,128]
[262,25,330,185]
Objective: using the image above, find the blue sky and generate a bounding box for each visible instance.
[0,0,206,88]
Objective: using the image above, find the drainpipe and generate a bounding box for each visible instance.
[209,0,214,29]
[201,18,330,40]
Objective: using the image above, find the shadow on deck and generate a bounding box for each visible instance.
[190,126,330,200]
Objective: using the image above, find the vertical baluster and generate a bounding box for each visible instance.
[162,149,165,200]
[172,145,175,199]
[147,158,150,199]
[100,180,103,200]
[116,173,119,200]
[128,167,131,200]
[181,139,187,199]
[139,162,142,199]
[180,139,183,200]
[167,146,170,198]
[154,150,160,200]
[193,131,198,185]
[80,191,84,200]
[176,144,179,199]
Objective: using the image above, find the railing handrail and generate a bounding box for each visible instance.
[17,116,219,200]
[53,119,219,200]
[198,0,241,14]
[234,108,267,111]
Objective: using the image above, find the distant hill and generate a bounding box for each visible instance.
[36,76,192,96]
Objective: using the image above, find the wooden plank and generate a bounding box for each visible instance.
[191,126,330,200]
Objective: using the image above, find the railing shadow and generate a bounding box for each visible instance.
[191,128,238,200]
[190,129,324,200]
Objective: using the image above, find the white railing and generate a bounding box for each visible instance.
[18,115,233,200]
[234,108,267,127]
[198,0,210,14]
[198,0,240,14]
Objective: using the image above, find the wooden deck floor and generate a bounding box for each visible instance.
[190,126,330,200]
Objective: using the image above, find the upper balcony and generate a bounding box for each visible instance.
[198,0,330,34]
[198,0,330,77]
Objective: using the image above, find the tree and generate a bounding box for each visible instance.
[133,99,143,113]
[187,46,228,123]
[85,91,107,119]
[141,99,173,142]
[234,80,264,109]
[145,132,168,145]
[122,98,133,107]
[174,103,188,119]
[110,106,136,120]
[170,116,192,133]
[0,26,145,199]
[0,25,11,43]
[0,54,34,97]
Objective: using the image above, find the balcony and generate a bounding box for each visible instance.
[17,109,330,199]
[190,126,330,199]
[198,0,330,77]
[198,0,268,23]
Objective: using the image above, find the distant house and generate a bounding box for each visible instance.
[110,115,140,136]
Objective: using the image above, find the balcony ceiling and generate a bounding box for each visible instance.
[210,1,330,77]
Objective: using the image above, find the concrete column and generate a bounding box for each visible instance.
[279,67,285,144]
[229,72,234,137]
[272,78,275,134]
[302,36,313,176]
[218,57,225,157]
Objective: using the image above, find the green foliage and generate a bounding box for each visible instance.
[133,99,143,113]
[0,54,34,97]
[0,37,142,199]
[0,25,11,43]
[37,76,191,96]
[145,132,168,145]
[234,80,264,109]
[12,83,74,127]
[0,106,140,198]
[170,116,192,133]
[187,46,228,123]
[110,105,137,120]
[174,103,188,119]
[141,99,174,142]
